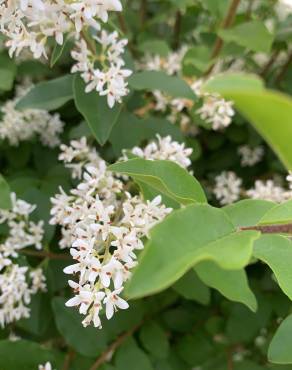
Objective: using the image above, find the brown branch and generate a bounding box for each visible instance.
[205,0,241,76]
[62,350,75,370]
[240,223,292,234]
[226,347,234,370]
[89,323,142,370]
[260,49,280,77]
[275,51,292,86]
[20,249,71,260]
[140,0,147,26]
[173,11,182,49]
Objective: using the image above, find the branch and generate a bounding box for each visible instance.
[240,223,292,234]
[260,49,280,77]
[62,350,75,370]
[275,50,292,86]
[173,11,182,49]
[205,0,241,76]
[20,249,71,260]
[89,323,142,370]
[140,0,147,26]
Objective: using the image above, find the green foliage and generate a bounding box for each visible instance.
[0,174,11,209]
[126,204,260,299]
[128,71,196,100]
[16,75,73,110]
[268,315,292,364]
[218,21,274,53]
[204,73,292,170]
[73,75,122,145]
[1,0,292,369]
[109,159,206,206]
[195,262,257,311]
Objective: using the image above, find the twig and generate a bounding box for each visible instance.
[140,0,147,26]
[275,51,292,86]
[246,0,255,20]
[62,350,75,370]
[260,49,280,77]
[173,11,182,49]
[227,347,234,370]
[240,223,292,234]
[20,250,71,260]
[89,323,142,370]
[205,0,241,76]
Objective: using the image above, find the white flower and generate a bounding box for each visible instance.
[213,171,242,205]
[51,137,174,327]
[0,0,130,108]
[0,82,64,147]
[103,288,129,320]
[238,145,264,167]
[246,179,290,203]
[38,362,54,370]
[124,135,193,170]
[197,94,235,130]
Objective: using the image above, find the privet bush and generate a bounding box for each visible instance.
[0,0,292,369]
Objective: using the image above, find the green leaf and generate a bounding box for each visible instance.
[126,204,260,299]
[73,75,122,145]
[258,200,292,225]
[128,71,196,100]
[52,297,108,357]
[253,235,292,300]
[16,75,73,110]
[172,270,210,305]
[109,112,183,156]
[115,338,154,370]
[0,174,11,209]
[109,159,206,205]
[183,46,212,74]
[268,314,292,364]
[139,321,169,359]
[50,36,69,67]
[224,199,276,227]
[195,261,257,311]
[218,21,274,53]
[138,40,171,57]
[176,333,213,366]
[0,53,17,91]
[203,73,292,170]
[0,340,63,370]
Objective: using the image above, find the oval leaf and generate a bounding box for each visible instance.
[0,174,11,209]
[268,314,292,364]
[204,73,292,170]
[16,75,73,111]
[126,204,260,299]
[109,159,206,205]
[195,262,257,312]
[253,235,292,300]
[128,71,196,100]
[73,75,122,145]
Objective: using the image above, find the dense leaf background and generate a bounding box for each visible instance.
[1,0,292,369]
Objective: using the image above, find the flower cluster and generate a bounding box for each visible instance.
[142,47,187,76]
[50,136,192,327]
[238,145,264,167]
[139,50,235,131]
[246,178,291,203]
[193,79,235,131]
[0,193,46,327]
[0,0,131,108]
[38,363,54,370]
[0,83,64,147]
[213,171,242,205]
[123,135,193,169]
